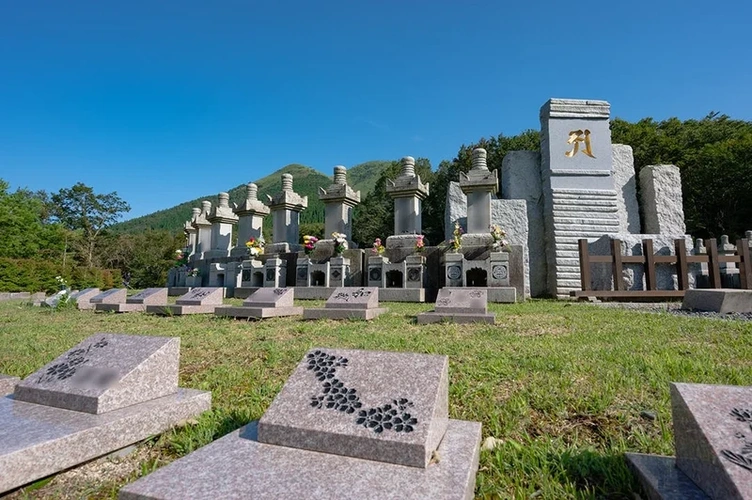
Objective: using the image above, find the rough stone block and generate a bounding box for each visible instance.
[119,419,481,500]
[257,348,449,468]
[640,165,686,235]
[672,382,752,500]
[612,144,641,233]
[14,334,180,414]
[682,289,752,314]
[492,200,529,297]
[0,375,19,396]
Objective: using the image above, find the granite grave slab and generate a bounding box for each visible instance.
[70,287,101,310]
[214,287,303,319]
[119,347,481,500]
[90,288,127,307]
[97,288,168,313]
[303,287,386,320]
[146,287,223,315]
[0,333,211,494]
[0,375,19,396]
[682,289,752,314]
[626,382,752,500]
[417,288,495,324]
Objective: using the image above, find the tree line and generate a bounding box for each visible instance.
[2,112,750,291]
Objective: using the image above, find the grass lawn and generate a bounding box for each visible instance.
[1,298,751,499]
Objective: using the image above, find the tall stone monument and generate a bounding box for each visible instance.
[539,99,621,298]
[385,156,429,249]
[205,192,238,260]
[459,148,498,246]
[266,173,308,254]
[319,166,360,244]
[183,207,199,255]
[231,182,270,258]
[191,201,212,262]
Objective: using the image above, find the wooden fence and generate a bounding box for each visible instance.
[572,238,752,299]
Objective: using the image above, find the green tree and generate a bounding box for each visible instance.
[49,183,131,268]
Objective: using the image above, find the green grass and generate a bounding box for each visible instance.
[2,299,751,499]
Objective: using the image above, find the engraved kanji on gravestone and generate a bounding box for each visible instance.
[565,129,596,158]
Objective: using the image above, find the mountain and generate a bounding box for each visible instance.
[111,161,391,235]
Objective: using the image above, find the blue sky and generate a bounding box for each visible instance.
[1,1,750,220]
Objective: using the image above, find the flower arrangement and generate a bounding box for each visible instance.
[332,232,348,255]
[449,221,463,252]
[303,235,319,256]
[372,237,385,255]
[188,268,200,277]
[175,249,189,267]
[53,276,74,309]
[490,224,509,251]
[415,234,425,253]
[245,237,264,258]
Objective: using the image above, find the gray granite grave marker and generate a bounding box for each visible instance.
[303,286,386,320]
[146,287,223,315]
[627,382,752,500]
[91,288,127,305]
[70,287,101,310]
[0,375,19,396]
[417,288,495,324]
[214,287,303,319]
[97,288,168,313]
[42,290,69,308]
[119,347,481,500]
[0,333,211,494]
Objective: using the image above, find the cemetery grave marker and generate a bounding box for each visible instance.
[119,347,482,500]
[303,286,386,320]
[214,287,303,319]
[417,288,495,324]
[146,287,223,315]
[97,288,168,313]
[91,288,127,311]
[627,382,752,499]
[70,287,101,310]
[0,333,211,494]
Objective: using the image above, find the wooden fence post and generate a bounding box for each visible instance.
[611,238,624,291]
[738,238,752,290]
[643,239,656,291]
[707,238,721,288]
[578,239,591,291]
[675,239,688,290]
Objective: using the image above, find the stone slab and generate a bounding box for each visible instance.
[243,287,294,308]
[42,290,69,308]
[434,288,488,314]
[416,312,496,325]
[96,303,148,313]
[70,288,100,310]
[325,286,380,310]
[483,287,517,304]
[145,304,219,315]
[126,288,168,305]
[258,348,449,468]
[167,287,191,296]
[625,453,710,500]
[0,388,211,494]
[0,375,19,396]
[682,289,752,314]
[119,419,480,500]
[90,288,127,304]
[670,382,752,500]
[378,288,426,302]
[214,306,304,319]
[303,307,386,320]
[175,287,224,306]
[292,286,337,300]
[14,334,180,415]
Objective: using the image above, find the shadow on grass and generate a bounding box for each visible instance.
[555,448,640,499]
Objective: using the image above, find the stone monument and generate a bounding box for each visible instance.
[204,192,238,260]
[96,288,168,313]
[184,207,200,256]
[385,156,429,251]
[265,173,308,254]
[231,182,269,258]
[214,287,303,319]
[459,148,498,247]
[119,347,482,499]
[191,201,212,262]
[70,287,101,310]
[91,288,128,310]
[319,165,360,244]
[146,287,223,315]
[303,286,386,320]
[0,333,211,494]
[417,288,495,324]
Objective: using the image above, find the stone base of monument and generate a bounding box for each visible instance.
[120,347,482,500]
[0,375,19,396]
[379,288,426,302]
[303,287,387,321]
[168,286,191,296]
[146,287,224,316]
[682,288,752,314]
[485,287,516,303]
[417,288,496,325]
[119,420,481,500]
[0,334,212,494]
[215,287,303,320]
[231,286,260,299]
[293,286,337,300]
[625,382,752,500]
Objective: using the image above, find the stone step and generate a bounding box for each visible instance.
[552,204,618,213]
[554,217,621,226]
[551,189,618,198]
[552,198,620,207]
[554,227,622,235]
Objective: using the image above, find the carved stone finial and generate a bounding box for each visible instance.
[333,166,347,185]
[218,192,230,208]
[247,183,258,200]
[472,148,488,171]
[282,174,293,191]
[401,156,415,177]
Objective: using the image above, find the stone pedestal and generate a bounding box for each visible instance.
[240,259,265,288]
[267,173,307,252]
[386,157,429,237]
[191,201,213,261]
[205,192,238,260]
[639,165,686,235]
[367,255,388,287]
[444,252,464,287]
[405,254,426,288]
[488,251,510,287]
[264,257,287,288]
[185,275,201,287]
[232,183,269,258]
[329,256,350,288]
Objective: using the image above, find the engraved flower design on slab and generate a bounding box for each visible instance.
[722,407,752,473]
[306,350,349,381]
